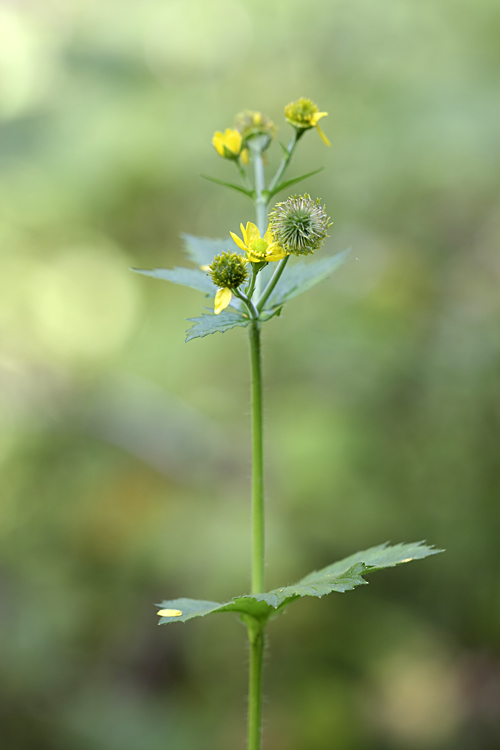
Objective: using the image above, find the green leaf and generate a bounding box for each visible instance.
[157,542,442,626]
[181,234,233,267]
[300,540,443,582]
[200,174,255,199]
[185,310,250,342]
[266,249,351,309]
[132,266,216,295]
[157,563,367,626]
[268,167,325,198]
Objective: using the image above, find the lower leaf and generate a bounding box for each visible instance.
[157,541,442,626]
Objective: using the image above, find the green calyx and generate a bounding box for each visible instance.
[208,252,249,289]
[236,110,277,145]
[269,194,331,256]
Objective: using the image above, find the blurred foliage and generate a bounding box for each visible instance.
[1,0,500,748]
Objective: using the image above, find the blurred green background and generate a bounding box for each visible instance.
[1,0,500,748]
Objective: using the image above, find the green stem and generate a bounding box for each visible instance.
[268,129,302,192]
[257,255,290,312]
[236,158,253,192]
[253,150,268,237]
[249,319,264,594]
[245,264,259,301]
[247,622,265,750]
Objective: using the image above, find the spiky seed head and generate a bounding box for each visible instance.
[208,252,248,289]
[269,195,331,256]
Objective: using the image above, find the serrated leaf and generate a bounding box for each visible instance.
[200,174,255,199]
[181,234,234,267]
[300,541,443,584]
[266,249,351,309]
[157,542,442,627]
[268,167,325,198]
[185,311,250,342]
[132,266,216,295]
[157,564,367,626]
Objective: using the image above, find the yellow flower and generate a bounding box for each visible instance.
[212,128,244,159]
[284,97,331,146]
[230,222,288,263]
[214,287,233,314]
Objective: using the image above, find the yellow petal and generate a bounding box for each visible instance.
[157,609,183,617]
[200,264,210,271]
[266,243,287,261]
[247,251,266,263]
[214,287,232,314]
[316,124,331,147]
[245,222,261,244]
[230,231,247,252]
[224,128,242,155]
[263,226,274,244]
[212,131,225,156]
[240,223,248,245]
[311,111,328,125]
[240,148,249,165]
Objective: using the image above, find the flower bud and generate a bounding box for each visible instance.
[208,252,248,289]
[236,110,277,147]
[284,98,330,146]
[269,195,331,256]
[212,128,244,160]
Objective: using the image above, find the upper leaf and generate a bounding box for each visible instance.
[300,541,443,582]
[157,541,442,626]
[132,266,216,295]
[185,310,251,342]
[181,234,234,267]
[267,166,325,199]
[200,174,255,200]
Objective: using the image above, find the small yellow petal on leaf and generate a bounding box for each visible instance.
[157,609,183,617]
[214,287,232,314]
[400,558,413,563]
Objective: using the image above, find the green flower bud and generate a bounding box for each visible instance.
[236,110,277,142]
[269,195,331,256]
[208,252,248,289]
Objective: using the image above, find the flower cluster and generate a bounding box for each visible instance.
[270,195,331,256]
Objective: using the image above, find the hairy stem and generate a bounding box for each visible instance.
[257,255,290,312]
[247,622,265,750]
[268,129,302,192]
[249,319,264,594]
